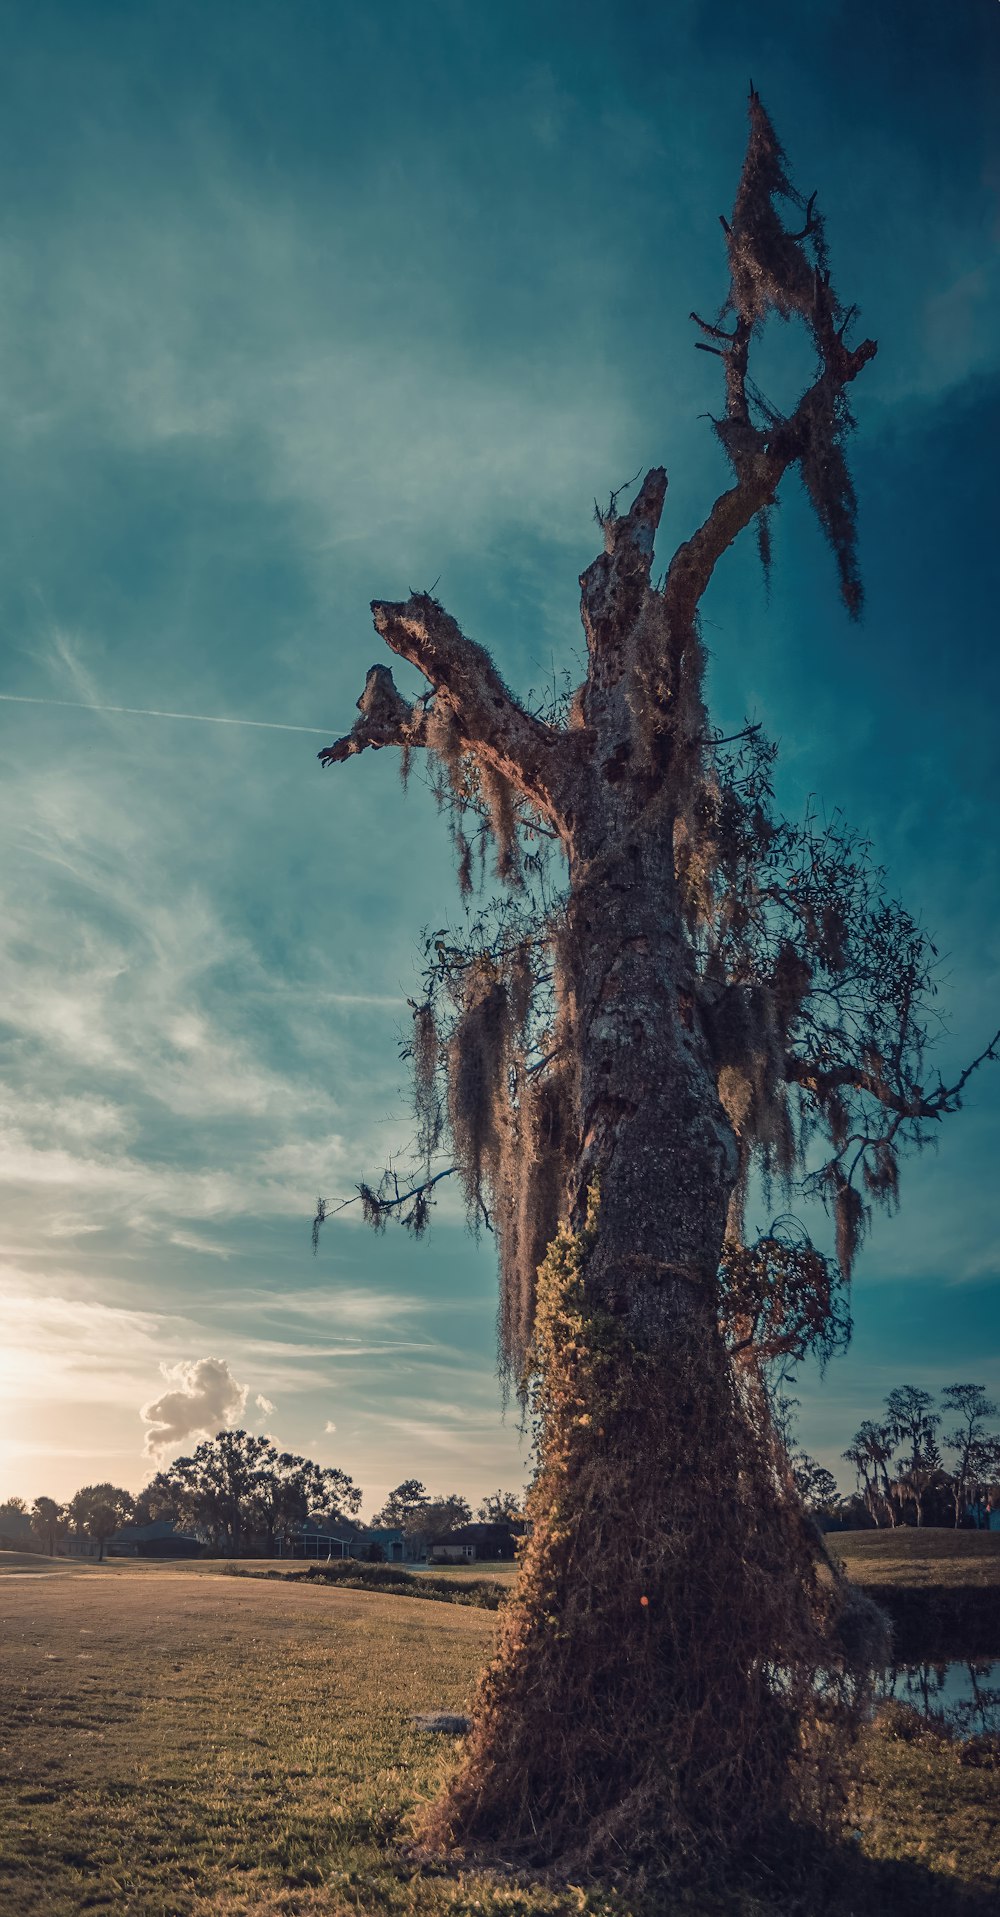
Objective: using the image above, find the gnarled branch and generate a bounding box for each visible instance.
[322,592,576,837]
[319,663,427,765]
[579,466,668,674]
[665,91,877,628]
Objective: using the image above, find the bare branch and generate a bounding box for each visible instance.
[664,335,876,632]
[372,593,575,828]
[579,465,668,667]
[312,1166,458,1250]
[788,190,819,242]
[318,663,427,766]
[689,312,738,344]
[931,1029,1000,1111]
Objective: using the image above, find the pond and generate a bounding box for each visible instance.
[881,1660,1000,1736]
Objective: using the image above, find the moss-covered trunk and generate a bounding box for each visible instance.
[423,862,843,1868]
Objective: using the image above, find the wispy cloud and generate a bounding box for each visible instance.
[169,1231,233,1261]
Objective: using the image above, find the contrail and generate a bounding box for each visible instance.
[0,691,333,737]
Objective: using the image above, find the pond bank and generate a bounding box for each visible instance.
[862,1583,999,1660]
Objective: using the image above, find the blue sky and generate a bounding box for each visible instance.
[1,0,998,1511]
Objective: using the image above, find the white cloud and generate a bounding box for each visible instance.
[255,1393,275,1416]
[141,1356,248,1458]
[323,1420,336,1434]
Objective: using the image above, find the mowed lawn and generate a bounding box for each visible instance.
[2,1551,999,1916]
[829,1527,1000,1588]
[0,1556,529,1917]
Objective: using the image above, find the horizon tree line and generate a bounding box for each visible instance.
[841,1383,1000,1529]
[3,1386,996,1559]
[0,1429,527,1558]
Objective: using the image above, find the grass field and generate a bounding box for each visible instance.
[2,1549,998,1915]
[829,1528,1000,1588]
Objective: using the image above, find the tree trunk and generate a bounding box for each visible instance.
[424,853,845,1867]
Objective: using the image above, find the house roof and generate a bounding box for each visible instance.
[297,1518,404,1543]
[437,1522,523,1542]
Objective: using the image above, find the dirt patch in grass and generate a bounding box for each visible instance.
[2,1564,998,1915]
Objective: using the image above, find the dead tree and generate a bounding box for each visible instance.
[315,94,996,1873]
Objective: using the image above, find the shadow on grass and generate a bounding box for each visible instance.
[709,1826,998,1917]
[396,1814,998,1916]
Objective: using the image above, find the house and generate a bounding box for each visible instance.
[108,1520,201,1559]
[429,1536,476,1563]
[365,1526,406,1563]
[287,1518,406,1563]
[428,1522,524,1564]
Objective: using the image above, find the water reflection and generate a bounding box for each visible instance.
[881,1660,1000,1736]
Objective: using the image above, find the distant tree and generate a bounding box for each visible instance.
[940,1385,1000,1528]
[30,1496,66,1557]
[372,1479,429,1529]
[791,1454,839,1514]
[68,1484,135,1561]
[408,1495,472,1550]
[258,1455,362,1554]
[476,1490,524,1524]
[965,1432,1000,1506]
[318,1465,363,1521]
[140,1439,360,1554]
[164,1431,276,1554]
[0,1496,33,1547]
[311,89,997,1868]
[843,1421,897,1528]
[132,1471,185,1529]
[884,1386,940,1527]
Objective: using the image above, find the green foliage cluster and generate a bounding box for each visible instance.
[141,1428,363,1554]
